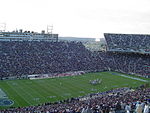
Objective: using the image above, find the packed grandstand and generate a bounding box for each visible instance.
[0,33,150,112]
[104,33,150,54]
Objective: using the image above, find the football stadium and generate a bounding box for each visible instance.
[0,32,150,113]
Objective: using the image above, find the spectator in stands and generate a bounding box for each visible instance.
[125,103,131,113]
[135,101,143,113]
[143,102,149,113]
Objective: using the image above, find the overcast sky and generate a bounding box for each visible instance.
[0,0,150,38]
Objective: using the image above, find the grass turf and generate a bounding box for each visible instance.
[0,71,149,109]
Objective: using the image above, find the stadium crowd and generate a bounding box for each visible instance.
[0,33,150,112]
[98,52,150,78]
[1,41,150,79]
[0,41,106,79]
[104,33,150,53]
[0,87,150,113]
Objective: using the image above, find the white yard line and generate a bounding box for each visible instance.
[6,82,32,106]
[111,73,148,82]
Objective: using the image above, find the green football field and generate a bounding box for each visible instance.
[0,71,149,109]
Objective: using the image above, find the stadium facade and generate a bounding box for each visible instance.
[0,29,58,42]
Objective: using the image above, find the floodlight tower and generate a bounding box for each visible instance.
[47,25,53,34]
[46,25,53,41]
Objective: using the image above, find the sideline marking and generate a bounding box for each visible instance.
[111,73,148,82]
